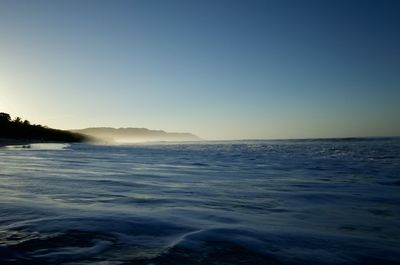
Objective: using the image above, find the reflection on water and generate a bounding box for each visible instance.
[0,139,399,264]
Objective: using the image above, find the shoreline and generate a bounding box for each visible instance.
[0,138,72,148]
[0,138,33,147]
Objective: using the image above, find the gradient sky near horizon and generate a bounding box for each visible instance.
[1,0,399,140]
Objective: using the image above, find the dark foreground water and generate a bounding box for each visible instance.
[0,138,399,265]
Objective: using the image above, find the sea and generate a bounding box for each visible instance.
[0,138,399,265]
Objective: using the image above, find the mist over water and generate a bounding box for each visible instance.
[0,139,399,264]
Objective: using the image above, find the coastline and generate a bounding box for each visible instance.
[0,138,33,147]
[0,138,70,148]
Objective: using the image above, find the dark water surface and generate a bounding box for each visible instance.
[0,139,399,265]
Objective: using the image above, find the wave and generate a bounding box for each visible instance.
[1,138,399,264]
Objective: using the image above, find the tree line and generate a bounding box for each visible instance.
[0,112,87,142]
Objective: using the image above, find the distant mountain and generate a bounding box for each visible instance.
[72,127,201,143]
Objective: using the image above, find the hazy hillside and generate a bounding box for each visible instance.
[72,127,201,143]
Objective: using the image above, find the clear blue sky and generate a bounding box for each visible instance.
[1,0,399,139]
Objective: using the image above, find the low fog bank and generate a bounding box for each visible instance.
[72,127,201,143]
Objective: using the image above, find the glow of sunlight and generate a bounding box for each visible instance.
[0,88,21,116]
[0,91,11,110]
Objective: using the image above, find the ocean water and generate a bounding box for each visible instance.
[0,138,399,265]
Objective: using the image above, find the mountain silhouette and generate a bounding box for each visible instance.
[72,127,201,143]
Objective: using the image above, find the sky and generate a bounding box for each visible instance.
[0,0,399,140]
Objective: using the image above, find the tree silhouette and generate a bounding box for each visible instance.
[14,117,22,124]
[0,112,88,143]
[0,112,11,124]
